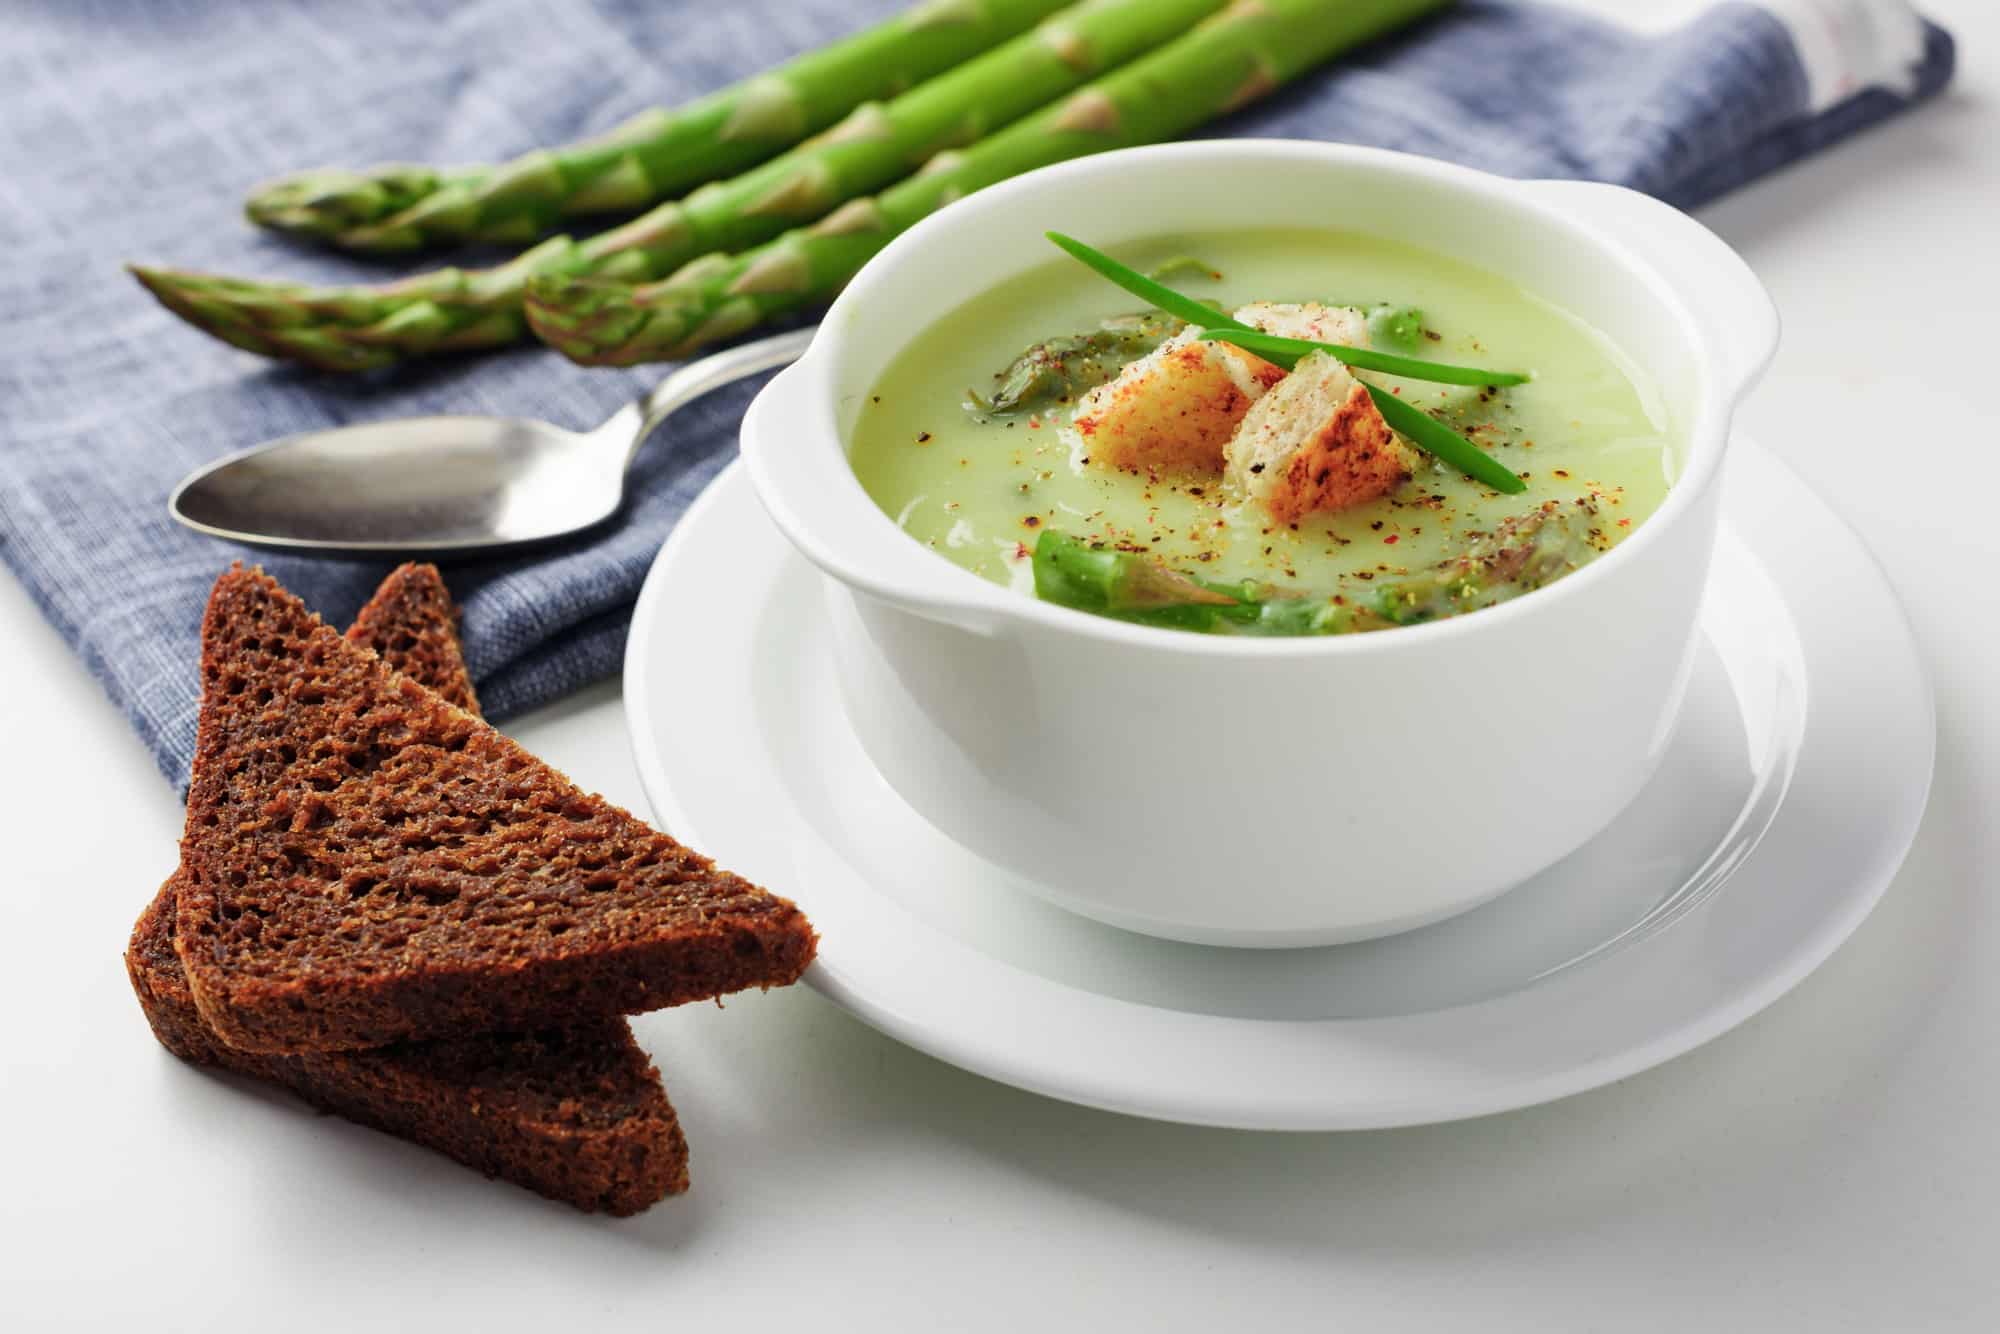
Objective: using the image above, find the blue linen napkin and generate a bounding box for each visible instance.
[0,1,1954,788]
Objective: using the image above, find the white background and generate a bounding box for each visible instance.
[2,1,1993,1327]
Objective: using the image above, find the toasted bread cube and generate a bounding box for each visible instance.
[1074,328,1285,474]
[1233,301,1370,347]
[1227,351,1410,524]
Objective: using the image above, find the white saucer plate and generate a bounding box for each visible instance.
[624,439,1933,1130]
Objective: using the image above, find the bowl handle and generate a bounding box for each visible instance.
[1528,180,1780,402]
[739,361,1009,637]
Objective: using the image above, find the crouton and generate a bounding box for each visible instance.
[1234,301,1371,348]
[1074,327,1285,474]
[1226,350,1410,524]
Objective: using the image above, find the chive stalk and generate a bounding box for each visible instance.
[1365,385,1525,494]
[1197,327,1529,386]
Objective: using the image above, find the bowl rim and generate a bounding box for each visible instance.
[756,139,1755,658]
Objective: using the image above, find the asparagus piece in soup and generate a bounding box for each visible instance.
[1364,303,1425,352]
[1372,497,1609,626]
[970,310,1186,416]
[1031,496,1611,637]
[1032,531,1356,635]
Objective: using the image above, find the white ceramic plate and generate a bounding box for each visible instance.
[624,438,1932,1130]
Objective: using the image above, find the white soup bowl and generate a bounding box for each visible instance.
[740,140,1778,948]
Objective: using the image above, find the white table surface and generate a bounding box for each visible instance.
[3,2,1992,1328]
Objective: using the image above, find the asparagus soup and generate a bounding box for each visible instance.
[848,227,1675,634]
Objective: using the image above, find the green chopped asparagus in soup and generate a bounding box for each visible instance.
[848,227,1675,634]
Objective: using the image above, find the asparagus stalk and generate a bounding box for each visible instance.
[135,0,1221,372]
[246,0,1077,252]
[524,0,1450,367]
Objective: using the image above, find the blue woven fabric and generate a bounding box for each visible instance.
[0,1,1955,787]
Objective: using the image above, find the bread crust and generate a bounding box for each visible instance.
[346,562,481,714]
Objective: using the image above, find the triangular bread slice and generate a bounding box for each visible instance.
[128,893,688,1212]
[128,564,688,1212]
[344,561,482,715]
[174,565,817,1054]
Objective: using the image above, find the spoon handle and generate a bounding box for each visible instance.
[618,327,818,467]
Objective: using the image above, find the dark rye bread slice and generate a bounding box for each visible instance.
[176,566,816,1054]
[345,561,481,715]
[129,564,482,1065]
[127,892,688,1212]
[129,563,475,1065]
[127,565,688,1213]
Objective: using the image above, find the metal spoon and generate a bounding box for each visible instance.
[169,328,815,556]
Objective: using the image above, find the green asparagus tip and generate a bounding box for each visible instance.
[127,263,208,316]
[522,275,659,366]
[244,165,457,242]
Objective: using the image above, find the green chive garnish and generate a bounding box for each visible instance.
[1045,231,1524,493]
[1197,328,1529,387]
[1365,385,1526,493]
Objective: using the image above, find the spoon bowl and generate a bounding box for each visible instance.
[173,416,621,552]
[169,327,815,556]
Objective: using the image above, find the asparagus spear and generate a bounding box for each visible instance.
[1031,530,1345,634]
[246,0,1077,252]
[134,0,1222,372]
[1032,496,1607,636]
[1372,497,1607,625]
[970,310,1183,414]
[524,0,1450,367]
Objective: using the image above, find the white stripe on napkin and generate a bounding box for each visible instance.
[1753,0,1929,107]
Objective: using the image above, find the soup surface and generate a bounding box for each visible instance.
[849,228,1674,631]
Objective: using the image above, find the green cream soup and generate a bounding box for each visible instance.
[848,228,1675,634]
